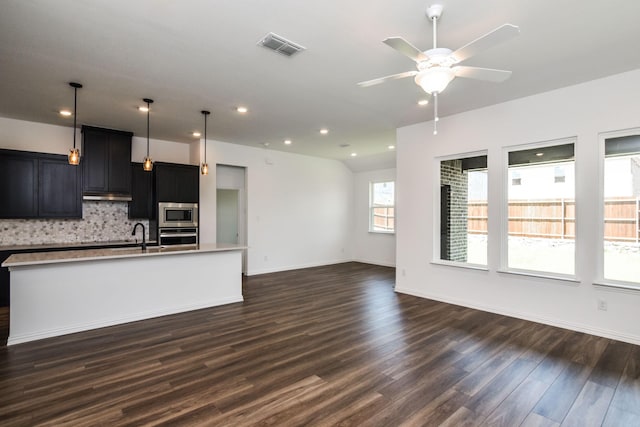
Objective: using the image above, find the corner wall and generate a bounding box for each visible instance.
[352,168,396,267]
[199,140,355,275]
[396,69,640,344]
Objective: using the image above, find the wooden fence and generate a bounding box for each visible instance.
[468,197,640,242]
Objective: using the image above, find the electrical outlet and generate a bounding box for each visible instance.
[264,255,268,262]
[597,299,607,311]
[402,269,406,277]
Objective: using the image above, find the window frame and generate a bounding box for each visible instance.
[432,150,489,270]
[369,180,395,234]
[501,137,578,280]
[595,127,640,289]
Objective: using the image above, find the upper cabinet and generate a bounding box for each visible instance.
[155,162,199,203]
[128,162,153,219]
[0,149,82,219]
[82,126,133,200]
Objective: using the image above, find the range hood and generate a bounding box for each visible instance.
[81,125,134,203]
[83,193,132,202]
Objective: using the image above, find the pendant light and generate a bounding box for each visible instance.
[201,110,210,175]
[67,82,83,165]
[142,98,154,171]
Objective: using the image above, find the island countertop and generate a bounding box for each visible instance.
[2,243,247,268]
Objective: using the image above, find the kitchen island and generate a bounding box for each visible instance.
[2,243,246,345]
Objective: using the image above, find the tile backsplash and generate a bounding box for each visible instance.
[0,202,149,246]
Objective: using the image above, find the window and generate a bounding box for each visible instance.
[369,181,395,233]
[602,134,640,284]
[438,153,487,265]
[511,171,522,186]
[554,166,566,183]
[505,140,575,276]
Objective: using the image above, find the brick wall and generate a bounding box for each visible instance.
[441,160,468,262]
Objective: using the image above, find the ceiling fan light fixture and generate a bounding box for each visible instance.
[415,67,455,94]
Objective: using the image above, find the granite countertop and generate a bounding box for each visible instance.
[2,243,247,268]
[0,240,157,252]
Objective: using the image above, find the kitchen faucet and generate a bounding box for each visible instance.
[131,222,146,251]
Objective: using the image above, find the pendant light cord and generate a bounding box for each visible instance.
[146,100,150,157]
[201,110,210,163]
[73,86,78,149]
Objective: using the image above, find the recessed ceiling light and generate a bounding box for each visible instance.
[284,139,292,145]
[350,152,357,157]
[320,128,329,135]
[237,106,248,113]
[418,99,429,106]
[138,106,149,112]
[59,110,72,117]
[388,145,395,150]
[192,132,201,137]
[536,152,544,157]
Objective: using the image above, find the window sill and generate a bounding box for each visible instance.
[430,260,489,271]
[593,281,640,293]
[368,230,395,235]
[497,269,580,284]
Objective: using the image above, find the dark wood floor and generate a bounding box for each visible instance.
[0,262,639,426]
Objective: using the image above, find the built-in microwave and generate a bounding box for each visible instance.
[158,202,198,228]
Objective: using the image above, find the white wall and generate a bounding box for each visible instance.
[396,69,640,345]
[352,168,396,267]
[199,140,354,275]
[0,116,191,164]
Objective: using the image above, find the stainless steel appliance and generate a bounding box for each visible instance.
[159,227,198,246]
[158,202,198,228]
[157,202,198,246]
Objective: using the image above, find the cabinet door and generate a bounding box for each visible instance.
[155,164,178,202]
[175,165,199,203]
[108,132,132,194]
[38,156,82,218]
[0,150,38,218]
[82,128,109,193]
[129,163,153,219]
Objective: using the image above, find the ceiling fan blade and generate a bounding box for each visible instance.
[450,24,520,63]
[383,37,428,62]
[453,66,512,82]
[357,70,418,87]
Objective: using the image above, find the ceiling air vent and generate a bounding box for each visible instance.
[258,32,306,57]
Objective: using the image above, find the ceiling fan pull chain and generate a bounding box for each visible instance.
[433,92,438,135]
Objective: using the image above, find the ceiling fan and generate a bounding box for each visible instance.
[359,4,519,134]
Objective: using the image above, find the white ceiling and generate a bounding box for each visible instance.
[1,0,640,166]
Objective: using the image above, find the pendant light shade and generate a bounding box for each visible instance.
[68,82,83,165]
[143,98,154,171]
[201,110,210,175]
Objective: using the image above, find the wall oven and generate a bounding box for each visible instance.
[158,202,198,228]
[157,202,198,246]
[159,227,198,246]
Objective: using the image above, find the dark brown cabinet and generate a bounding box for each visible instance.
[155,162,199,203]
[128,162,153,219]
[0,149,82,219]
[82,126,133,199]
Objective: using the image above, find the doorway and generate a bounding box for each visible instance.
[216,164,247,273]
[216,189,239,244]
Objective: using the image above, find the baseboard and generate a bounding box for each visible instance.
[394,286,640,346]
[352,258,396,268]
[246,258,352,276]
[8,295,243,346]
